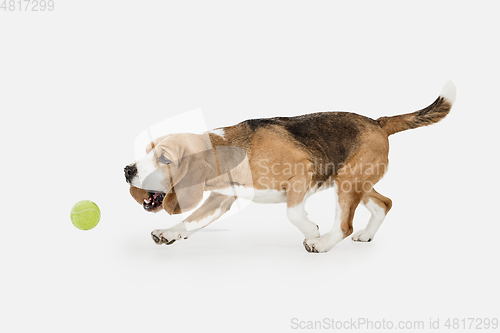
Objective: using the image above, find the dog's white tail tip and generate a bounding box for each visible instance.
[440,80,457,104]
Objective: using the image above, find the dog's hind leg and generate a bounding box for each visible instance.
[151,192,236,245]
[351,189,392,242]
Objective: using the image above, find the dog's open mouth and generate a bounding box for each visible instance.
[143,192,165,212]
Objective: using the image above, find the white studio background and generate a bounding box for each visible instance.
[1,1,499,332]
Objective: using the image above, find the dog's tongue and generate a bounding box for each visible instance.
[153,192,161,199]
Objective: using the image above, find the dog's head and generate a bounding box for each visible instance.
[124,133,217,214]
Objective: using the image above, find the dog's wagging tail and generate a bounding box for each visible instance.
[377,81,456,136]
[125,81,456,253]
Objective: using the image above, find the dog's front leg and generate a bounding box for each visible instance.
[151,192,237,245]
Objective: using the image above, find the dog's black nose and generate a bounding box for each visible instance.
[124,164,137,182]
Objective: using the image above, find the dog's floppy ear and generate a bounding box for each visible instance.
[163,151,214,214]
[162,189,182,215]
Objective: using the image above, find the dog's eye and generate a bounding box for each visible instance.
[159,155,172,165]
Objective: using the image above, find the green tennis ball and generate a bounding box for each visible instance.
[71,200,101,230]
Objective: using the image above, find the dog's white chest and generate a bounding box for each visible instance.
[212,186,286,203]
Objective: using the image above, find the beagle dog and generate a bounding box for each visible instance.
[124,81,456,252]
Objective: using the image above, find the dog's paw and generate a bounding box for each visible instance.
[351,229,374,242]
[303,236,330,253]
[151,229,189,245]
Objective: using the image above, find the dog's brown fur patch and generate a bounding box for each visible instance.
[130,186,149,204]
